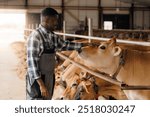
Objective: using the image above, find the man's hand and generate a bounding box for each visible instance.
[36,78,50,98]
[39,85,50,98]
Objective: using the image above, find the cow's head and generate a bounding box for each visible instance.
[60,74,81,100]
[78,38,122,75]
[52,80,67,100]
[73,77,98,100]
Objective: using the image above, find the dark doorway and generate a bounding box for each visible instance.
[103,14,130,29]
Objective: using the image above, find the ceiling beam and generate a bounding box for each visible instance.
[0,5,149,11]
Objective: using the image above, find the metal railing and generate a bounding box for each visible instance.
[24,28,150,47]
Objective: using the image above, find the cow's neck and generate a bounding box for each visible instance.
[97,56,121,76]
[109,57,121,76]
[117,50,150,99]
[112,49,127,78]
[97,50,126,79]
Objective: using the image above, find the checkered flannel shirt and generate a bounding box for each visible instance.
[27,25,82,82]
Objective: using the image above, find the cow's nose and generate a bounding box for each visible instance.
[77,48,82,53]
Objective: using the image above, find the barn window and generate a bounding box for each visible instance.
[0,10,26,47]
[104,21,113,30]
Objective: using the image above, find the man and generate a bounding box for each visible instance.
[26,7,88,100]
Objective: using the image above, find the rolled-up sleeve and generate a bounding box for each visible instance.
[27,31,41,80]
[54,35,82,51]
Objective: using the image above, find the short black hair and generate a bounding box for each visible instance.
[41,7,58,17]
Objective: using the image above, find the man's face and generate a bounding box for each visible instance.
[46,16,58,31]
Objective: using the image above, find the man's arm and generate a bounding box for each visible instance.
[27,31,49,98]
[36,79,50,98]
[54,35,89,51]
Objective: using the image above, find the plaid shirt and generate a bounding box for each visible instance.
[27,25,82,82]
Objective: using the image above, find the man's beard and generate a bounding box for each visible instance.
[47,25,57,31]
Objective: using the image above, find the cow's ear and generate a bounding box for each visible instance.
[113,46,122,56]
[89,77,95,83]
[85,81,91,86]
[108,38,116,46]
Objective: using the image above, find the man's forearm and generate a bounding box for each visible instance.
[36,78,45,88]
[36,78,50,98]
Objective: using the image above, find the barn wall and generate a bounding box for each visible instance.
[26,13,40,28]
[0,0,24,6]
[101,0,131,7]
[65,0,98,6]
[144,11,150,29]
[134,11,150,30]
[27,0,150,31]
[0,0,149,31]
[28,0,61,6]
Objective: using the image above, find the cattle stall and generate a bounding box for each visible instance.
[1,0,150,100]
[23,26,150,100]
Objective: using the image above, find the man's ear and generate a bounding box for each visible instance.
[113,46,122,56]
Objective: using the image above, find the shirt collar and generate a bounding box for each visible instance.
[39,24,52,34]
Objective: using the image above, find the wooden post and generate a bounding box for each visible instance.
[28,24,31,36]
[63,21,66,40]
[35,24,39,29]
[88,18,93,43]
[31,24,34,30]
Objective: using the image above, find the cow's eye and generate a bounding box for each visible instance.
[72,83,77,87]
[99,44,108,51]
[100,45,106,50]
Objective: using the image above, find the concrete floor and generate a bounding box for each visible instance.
[0,45,25,100]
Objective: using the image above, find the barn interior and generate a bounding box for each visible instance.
[0,0,150,100]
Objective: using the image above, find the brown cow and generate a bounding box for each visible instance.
[78,38,150,99]
[52,79,67,100]
[61,74,81,100]
[61,71,126,100]
[73,79,127,100]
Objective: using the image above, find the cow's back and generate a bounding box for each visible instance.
[117,49,150,99]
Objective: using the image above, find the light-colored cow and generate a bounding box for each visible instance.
[52,79,66,100]
[78,38,150,99]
